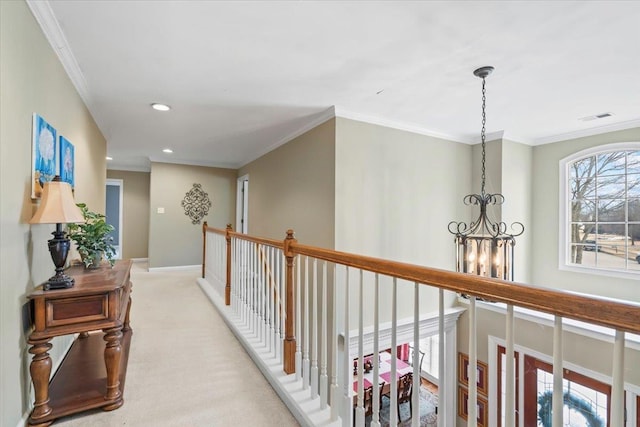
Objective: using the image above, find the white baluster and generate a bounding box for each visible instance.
[438,289,445,427]
[355,269,365,426]
[371,274,381,427]
[390,277,398,426]
[241,240,246,323]
[320,261,328,409]
[552,316,563,427]
[342,266,352,427]
[295,250,302,382]
[468,296,477,427]
[303,256,310,390]
[412,282,420,427]
[330,262,339,421]
[263,246,270,353]
[505,304,515,427]
[271,246,282,359]
[311,259,319,399]
[611,330,625,426]
[259,245,264,344]
[276,250,287,359]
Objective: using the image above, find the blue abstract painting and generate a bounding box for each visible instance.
[32,114,58,198]
[59,136,75,188]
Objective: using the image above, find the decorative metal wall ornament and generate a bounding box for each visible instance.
[181,183,212,224]
[448,66,524,280]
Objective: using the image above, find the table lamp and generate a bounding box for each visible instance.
[30,176,85,290]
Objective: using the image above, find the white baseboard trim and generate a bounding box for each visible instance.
[130,258,148,263]
[196,277,340,427]
[148,264,200,272]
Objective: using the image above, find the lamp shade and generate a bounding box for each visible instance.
[30,178,84,224]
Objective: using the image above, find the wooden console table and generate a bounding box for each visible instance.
[27,259,133,426]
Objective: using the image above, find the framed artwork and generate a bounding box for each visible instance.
[32,114,58,199]
[458,385,488,427]
[59,136,75,188]
[459,352,488,396]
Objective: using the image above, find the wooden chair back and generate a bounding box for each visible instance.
[397,372,414,421]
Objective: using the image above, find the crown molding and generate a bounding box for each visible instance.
[238,106,336,168]
[107,164,151,173]
[333,106,473,144]
[533,117,640,146]
[148,157,238,170]
[27,0,91,107]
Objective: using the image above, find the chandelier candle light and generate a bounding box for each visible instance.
[448,66,524,280]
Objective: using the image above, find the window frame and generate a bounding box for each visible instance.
[559,142,640,279]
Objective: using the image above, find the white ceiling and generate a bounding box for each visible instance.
[31,1,640,171]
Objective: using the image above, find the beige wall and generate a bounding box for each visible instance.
[239,118,336,247]
[0,2,107,425]
[148,162,236,268]
[107,170,151,259]
[335,117,472,324]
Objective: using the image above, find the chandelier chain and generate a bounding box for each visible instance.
[481,76,487,196]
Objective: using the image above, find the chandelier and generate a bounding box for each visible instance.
[448,66,524,280]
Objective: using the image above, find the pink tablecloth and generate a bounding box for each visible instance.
[352,377,373,392]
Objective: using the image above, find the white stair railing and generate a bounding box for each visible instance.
[200,225,640,427]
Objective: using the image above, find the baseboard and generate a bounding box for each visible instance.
[130,257,148,263]
[196,278,340,427]
[148,264,200,272]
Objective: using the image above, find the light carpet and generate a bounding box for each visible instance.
[55,263,300,427]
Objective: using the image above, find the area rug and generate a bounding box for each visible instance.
[376,387,438,427]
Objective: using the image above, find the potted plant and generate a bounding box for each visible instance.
[67,203,116,268]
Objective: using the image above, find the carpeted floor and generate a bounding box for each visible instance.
[55,263,300,427]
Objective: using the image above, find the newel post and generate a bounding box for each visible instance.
[283,229,297,374]
[225,224,232,306]
[202,221,208,279]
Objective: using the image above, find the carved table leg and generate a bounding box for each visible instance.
[102,326,123,410]
[78,332,90,339]
[27,338,53,426]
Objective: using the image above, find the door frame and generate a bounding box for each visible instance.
[106,178,123,259]
[236,174,249,234]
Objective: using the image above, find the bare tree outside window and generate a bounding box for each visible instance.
[569,150,640,271]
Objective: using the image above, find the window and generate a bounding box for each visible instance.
[561,143,640,276]
[523,355,610,426]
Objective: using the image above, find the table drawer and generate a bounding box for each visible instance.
[46,294,109,328]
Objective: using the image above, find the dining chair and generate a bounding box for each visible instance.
[397,372,413,421]
[352,384,374,425]
[409,344,426,373]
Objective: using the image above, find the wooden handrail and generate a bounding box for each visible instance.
[203,227,640,377]
[290,241,640,334]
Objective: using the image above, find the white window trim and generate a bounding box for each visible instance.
[558,141,640,280]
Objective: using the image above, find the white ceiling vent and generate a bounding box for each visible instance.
[579,112,614,121]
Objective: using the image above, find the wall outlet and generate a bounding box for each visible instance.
[157,207,165,214]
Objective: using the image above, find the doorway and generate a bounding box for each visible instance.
[105,179,123,259]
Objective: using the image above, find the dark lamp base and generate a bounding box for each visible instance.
[44,274,75,291]
[44,224,74,291]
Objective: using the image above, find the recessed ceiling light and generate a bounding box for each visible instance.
[162,148,173,154]
[151,103,171,111]
[106,156,113,160]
